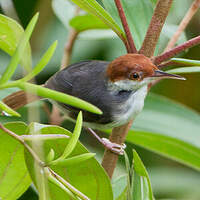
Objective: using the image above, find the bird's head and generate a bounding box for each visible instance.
[106,54,185,91]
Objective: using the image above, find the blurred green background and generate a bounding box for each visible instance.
[1,0,200,199]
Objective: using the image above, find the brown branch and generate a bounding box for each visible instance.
[101,121,132,178]
[165,0,200,51]
[139,0,173,57]
[101,0,174,179]
[61,7,80,69]
[114,0,137,53]
[61,29,79,69]
[153,35,200,65]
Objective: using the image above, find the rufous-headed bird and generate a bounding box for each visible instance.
[3,54,185,154]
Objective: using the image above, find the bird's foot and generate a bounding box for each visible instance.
[102,138,126,155]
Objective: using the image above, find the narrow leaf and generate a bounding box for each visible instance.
[166,67,200,74]
[17,82,102,114]
[70,14,109,32]
[44,168,78,200]
[0,13,39,84]
[52,0,75,29]
[132,150,154,200]
[124,152,131,200]
[127,131,200,171]
[59,112,83,159]
[0,100,21,117]
[113,175,127,200]
[20,41,58,82]
[50,153,95,166]
[46,148,55,163]
[171,58,200,66]
[69,0,125,41]
[102,0,153,49]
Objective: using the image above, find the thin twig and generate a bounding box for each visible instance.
[153,35,200,65]
[114,0,137,53]
[61,7,80,69]
[165,0,200,51]
[139,0,173,57]
[61,30,79,69]
[48,167,90,200]
[101,121,133,178]
[0,123,45,167]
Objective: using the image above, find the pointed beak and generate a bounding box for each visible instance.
[151,70,186,80]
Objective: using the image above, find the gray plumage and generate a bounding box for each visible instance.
[45,61,134,126]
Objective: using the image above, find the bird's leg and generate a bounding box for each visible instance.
[87,128,126,155]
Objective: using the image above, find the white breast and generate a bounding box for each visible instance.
[89,85,148,129]
[113,85,148,126]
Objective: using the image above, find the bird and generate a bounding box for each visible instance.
[3,54,185,154]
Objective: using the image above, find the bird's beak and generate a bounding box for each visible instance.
[151,70,186,80]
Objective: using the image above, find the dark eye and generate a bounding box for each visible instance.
[131,72,140,80]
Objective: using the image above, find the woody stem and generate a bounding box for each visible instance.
[153,35,200,65]
[139,0,173,57]
[114,0,137,53]
[165,0,200,51]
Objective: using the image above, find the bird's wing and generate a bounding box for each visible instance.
[44,60,113,124]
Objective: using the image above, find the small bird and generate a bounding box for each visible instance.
[3,54,185,154]
[44,54,184,154]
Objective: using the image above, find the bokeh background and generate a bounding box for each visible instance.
[0,0,200,199]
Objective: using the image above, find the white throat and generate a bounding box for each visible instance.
[107,78,151,92]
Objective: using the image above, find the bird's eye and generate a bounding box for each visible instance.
[130,72,140,80]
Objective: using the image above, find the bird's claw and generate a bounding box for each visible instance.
[102,138,126,155]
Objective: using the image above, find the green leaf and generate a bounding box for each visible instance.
[69,0,125,41]
[78,29,117,40]
[112,175,127,200]
[61,111,82,158]
[17,81,102,115]
[0,100,21,117]
[133,93,200,148]
[20,41,58,82]
[52,112,83,163]
[128,131,200,172]
[150,166,200,198]
[166,67,200,74]
[0,13,39,84]
[0,14,32,71]
[0,122,31,199]
[102,0,153,49]
[50,153,95,166]
[171,58,200,66]
[124,153,131,200]
[52,0,76,29]
[24,124,113,200]
[132,150,154,200]
[44,168,78,200]
[46,148,55,163]
[70,14,109,31]
[124,93,200,171]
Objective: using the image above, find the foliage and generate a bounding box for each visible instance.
[0,0,200,199]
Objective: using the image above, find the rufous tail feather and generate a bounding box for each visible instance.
[2,90,41,110]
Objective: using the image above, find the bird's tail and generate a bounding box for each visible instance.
[2,90,40,110]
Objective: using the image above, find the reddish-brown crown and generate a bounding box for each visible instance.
[106,54,158,82]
